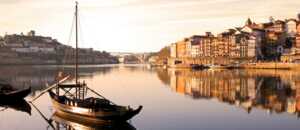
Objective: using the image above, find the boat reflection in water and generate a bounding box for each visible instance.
[30,102,136,130]
[162,69,300,117]
[50,111,136,130]
[0,99,31,115]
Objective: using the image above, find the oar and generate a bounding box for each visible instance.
[30,75,70,103]
[30,102,55,129]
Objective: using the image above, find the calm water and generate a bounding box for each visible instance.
[1,64,300,130]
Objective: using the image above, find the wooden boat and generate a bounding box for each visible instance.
[0,99,31,115]
[208,64,227,70]
[191,64,209,70]
[0,83,31,100]
[49,86,142,122]
[31,100,136,130]
[47,2,142,123]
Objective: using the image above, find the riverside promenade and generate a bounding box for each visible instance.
[167,61,300,70]
[240,62,300,69]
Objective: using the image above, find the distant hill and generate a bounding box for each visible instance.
[0,31,119,65]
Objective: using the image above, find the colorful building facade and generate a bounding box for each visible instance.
[168,16,300,66]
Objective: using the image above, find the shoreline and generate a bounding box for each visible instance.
[240,62,300,70]
[161,62,300,70]
[0,63,119,66]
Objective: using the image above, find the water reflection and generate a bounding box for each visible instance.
[2,64,300,129]
[163,69,300,117]
[0,99,31,115]
[0,65,114,96]
[0,65,142,130]
[49,112,136,130]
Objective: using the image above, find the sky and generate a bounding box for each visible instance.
[0,0,300,52]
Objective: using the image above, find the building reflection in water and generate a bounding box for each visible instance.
[161,69,300,117]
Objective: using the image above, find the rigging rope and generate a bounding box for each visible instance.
[53,11,75,84]
[58,11,76,81]
[78,11,86,48]
[64,13,76,67]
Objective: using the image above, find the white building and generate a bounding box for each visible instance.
[285,19,297,37]
[5,43,24,48]
[170,43,177,58]
[12,48,35,53]
[12,47,55,53]
[148,56,158,63]
[247,35,257,58]
[39,48,55,53]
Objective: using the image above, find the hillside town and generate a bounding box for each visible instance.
[157,14,300,68]
[0,30,118,65]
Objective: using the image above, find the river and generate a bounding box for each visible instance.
[0,64,300,130]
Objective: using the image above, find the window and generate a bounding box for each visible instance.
[174,60,182,64]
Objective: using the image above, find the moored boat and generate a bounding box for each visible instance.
[0,83,31,100]
[208,64,227,70]
[191,64,209,70]
[48,86,142,122]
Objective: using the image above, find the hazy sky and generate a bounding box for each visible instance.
[1,0,300,52]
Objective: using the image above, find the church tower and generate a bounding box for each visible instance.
[245,18,252,26]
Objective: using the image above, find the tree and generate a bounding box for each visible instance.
[153,46,170,64]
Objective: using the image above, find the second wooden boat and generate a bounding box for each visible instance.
[0,82,31,100]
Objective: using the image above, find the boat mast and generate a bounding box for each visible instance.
[75,1,85,100]
[75,1,78,85]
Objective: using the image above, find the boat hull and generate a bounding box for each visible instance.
[49,91,142,122]
[0,87,31,100]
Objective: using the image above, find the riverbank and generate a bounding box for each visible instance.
[0,59,119,65]
[240,62,300,69]
[165,62,300,70]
